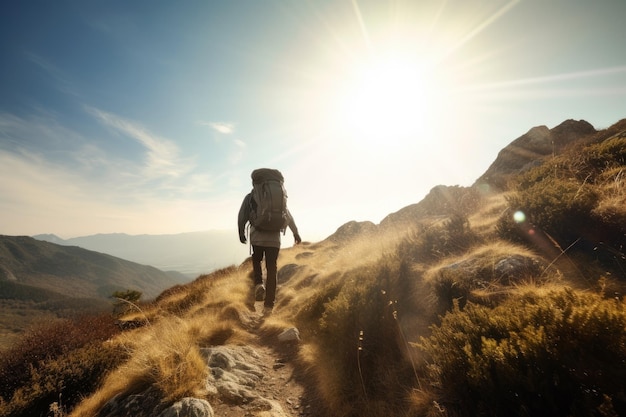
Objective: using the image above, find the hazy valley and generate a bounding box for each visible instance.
[33,230,250,277]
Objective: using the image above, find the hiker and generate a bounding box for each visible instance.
[237,168,301,314]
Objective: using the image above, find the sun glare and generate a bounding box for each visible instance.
[336,54,450,147]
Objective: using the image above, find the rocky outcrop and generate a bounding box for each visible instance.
[323,220,378,243]
[379,185,483,228]
[474,119,597,191]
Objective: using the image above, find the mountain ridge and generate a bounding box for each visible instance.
[0,235,189,300]
[33,230,249,276]
[474,118,598,191]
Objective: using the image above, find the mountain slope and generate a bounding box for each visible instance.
[2,118,626,417]
[474,119,597,191]
[0,235,189,300]
[33,230,249,276]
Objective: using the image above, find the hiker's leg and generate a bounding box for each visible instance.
[251,245,264,286]
[264,247,280,308]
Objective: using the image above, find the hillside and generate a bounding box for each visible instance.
[474,119,598,191]
[0,236,190,347]
[0,235,190,299]
[33,230,249,277]
[1,118,625,417]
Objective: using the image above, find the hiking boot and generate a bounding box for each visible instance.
[254,284,266,301]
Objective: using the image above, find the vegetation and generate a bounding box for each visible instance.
[419,289,626,416]
[1,119,625,416]
[0,314,125,417]
[112,289,143,316]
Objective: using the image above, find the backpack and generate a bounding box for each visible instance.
[249,168,289,232]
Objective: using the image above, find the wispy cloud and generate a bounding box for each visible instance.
[229,139,247,164]
[198,120,247,164]
[87,107,192,179]
[198,121,235,135]
[0,110,230,236]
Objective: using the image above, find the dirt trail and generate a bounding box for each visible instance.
[208,302,322,417]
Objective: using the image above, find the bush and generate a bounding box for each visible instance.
[398,214,481,264]
[0,342,128,417]
[312,263,415,416]
[572,136,626,182]
[0,314,122,416]
[419,289,626,417]
[505,177,599,245]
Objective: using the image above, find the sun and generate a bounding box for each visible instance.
[335,53,449,146]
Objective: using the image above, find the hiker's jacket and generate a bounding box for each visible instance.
[238,193,299,248]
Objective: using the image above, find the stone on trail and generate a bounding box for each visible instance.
[157,397,214,417]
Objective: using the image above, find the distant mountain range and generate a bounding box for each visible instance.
[33,230,250,277]
[0,234,195,347]
[0,235,189,301]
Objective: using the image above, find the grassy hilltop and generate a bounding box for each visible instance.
[1,119,625,417]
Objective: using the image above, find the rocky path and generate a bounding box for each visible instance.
[102,302,324,417]
[205,302,320,417]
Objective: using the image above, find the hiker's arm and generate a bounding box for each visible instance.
[286,210,301,244]
[237,194,251,243]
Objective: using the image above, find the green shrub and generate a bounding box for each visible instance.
[294,278,342,333]
[315,263,414,415]
[419,289,626,417]
[163,290,205,314]
[501,135,626,259]
[506,178,599,243]
[398,214,481,264]
[572,136,626,182]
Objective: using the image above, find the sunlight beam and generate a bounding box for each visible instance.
[351,0,371,52]
[444,0,521,59]
[464,65,626,91]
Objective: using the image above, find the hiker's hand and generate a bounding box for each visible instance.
[294,233,302,244]
[239,233,247,244]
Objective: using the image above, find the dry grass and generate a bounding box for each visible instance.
[593,167,626,223]
[69,318,209,417]
[467,192,510,236]
[69,267,252,417]
[9,124,626,417]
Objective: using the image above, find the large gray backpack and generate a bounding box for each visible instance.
[249,168,289,232]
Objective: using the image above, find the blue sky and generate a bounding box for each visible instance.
[1,0,626,242]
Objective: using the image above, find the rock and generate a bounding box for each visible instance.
[325,220,378,243]
[99,387,162,417]
[277,327,300,342]
[260,399,290,417]
[200,345,265,405]
[295,251,313,260]
[277,263,301,284]
[157,397,214,417]
[494,254,543,283]
[474,120,597,191]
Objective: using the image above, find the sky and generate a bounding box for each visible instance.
[1,0,626,243]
